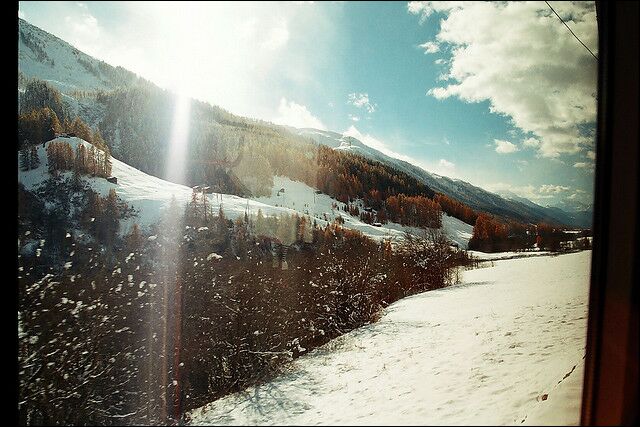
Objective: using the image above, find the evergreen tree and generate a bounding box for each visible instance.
[126,223,143,251]
[19,149,30,172]
[102,189,120,245]
[88,145,97,176]
[104,154,113,178]
[50,109,62,136]
[62,117,72,133]
[92,128,109,154]
[71,117,93,143]
[29,146,40,169]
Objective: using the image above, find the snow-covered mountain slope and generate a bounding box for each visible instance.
[18,138,471,247]
[19,18,141,93]
[188,250,591,425]
[295,128,588,228]
[255,176,473,248]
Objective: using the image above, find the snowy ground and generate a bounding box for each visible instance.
[188,251,591,426]
[468,250,551,261]
[254,176,473,248]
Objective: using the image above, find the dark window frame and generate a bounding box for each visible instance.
[582,2,639,425]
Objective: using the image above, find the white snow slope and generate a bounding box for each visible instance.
[188,251,591,426]
[255,176,473,248]
[18,139,471,247]
[18,18,138,93]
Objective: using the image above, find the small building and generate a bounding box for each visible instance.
[106,176,118,184]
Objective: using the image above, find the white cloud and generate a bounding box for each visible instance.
[587,150,596,160]
[429,158,457,177]
[260,18,289,51]
[439,158,455,169]
[540,184,570,194]
[62,3,102,56]
[274,98,326,130]
[523,137,541,148]
[434,58,446,65]
[348,114,360,122]
[412,1,598,158]
[418,41,440,54]
[485,182,547,201]
[494,139,518,154]
[18,9,25,19]
[347,93,377,113]
[486,182,573,203]
[574,162,594,171]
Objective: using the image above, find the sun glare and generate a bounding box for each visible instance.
[165,93,191,185]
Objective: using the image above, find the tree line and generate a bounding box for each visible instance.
[45,140,112,178]
[468,213,591,252]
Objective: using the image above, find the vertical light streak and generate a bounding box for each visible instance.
[156,90,191,424]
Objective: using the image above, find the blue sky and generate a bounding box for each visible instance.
[18,1,598,209]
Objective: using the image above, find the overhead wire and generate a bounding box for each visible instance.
[544,1,598,60]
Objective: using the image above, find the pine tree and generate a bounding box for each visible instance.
[71,117,93,143]
[255,209,265,236]
[92,128,109,154]
[49,110,62,136]
[104,154,112,178]
[46,143,58,176]
[102,189,120,245]
[19,149,30,172]
[126,223,143,251]
[29,146,40,169]
[88,146,97,176]
[62,117,72,133]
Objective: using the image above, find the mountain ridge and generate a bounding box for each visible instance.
[18,17,591,228]
[294,128,592,228]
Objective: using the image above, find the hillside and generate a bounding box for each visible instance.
[188,251,590,425]
[18,137,472,247]
[296,128,592,228]
[18,18,142,93]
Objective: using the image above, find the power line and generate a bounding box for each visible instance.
[544,0,598,61]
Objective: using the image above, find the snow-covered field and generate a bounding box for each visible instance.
[188,251,591,426]
[468,250,551,261]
